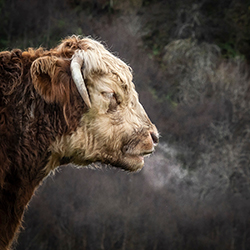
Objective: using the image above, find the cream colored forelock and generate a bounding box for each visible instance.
[79,38,133,90]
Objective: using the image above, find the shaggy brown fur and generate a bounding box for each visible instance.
[0,36,158,249]
[0,46,86,250]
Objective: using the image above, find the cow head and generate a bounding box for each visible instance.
[31,36,159,172]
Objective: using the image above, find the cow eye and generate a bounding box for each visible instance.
[101,92,118,112]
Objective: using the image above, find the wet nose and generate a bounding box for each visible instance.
[150,132,159,145]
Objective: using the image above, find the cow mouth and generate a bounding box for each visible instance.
[120,150,154,172]
[120,130,158,171]
[127,150,154,159]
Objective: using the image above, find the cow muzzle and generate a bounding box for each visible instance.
[121,125,159,171]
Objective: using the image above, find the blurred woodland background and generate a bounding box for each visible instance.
[2,0,250,249]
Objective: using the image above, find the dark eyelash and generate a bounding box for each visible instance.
[108,94,118,112]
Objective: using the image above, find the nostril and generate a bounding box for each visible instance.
[150,132,159,145]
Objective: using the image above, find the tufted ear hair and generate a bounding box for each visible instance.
[30,56,72,105]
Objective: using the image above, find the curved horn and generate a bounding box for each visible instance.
[70,51,92,108]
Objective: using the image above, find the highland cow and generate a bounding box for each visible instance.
[0,36,159,250]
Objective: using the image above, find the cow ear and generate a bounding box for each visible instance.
[30,56,71,104]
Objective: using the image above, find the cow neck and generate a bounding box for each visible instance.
[0,49,85,250]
